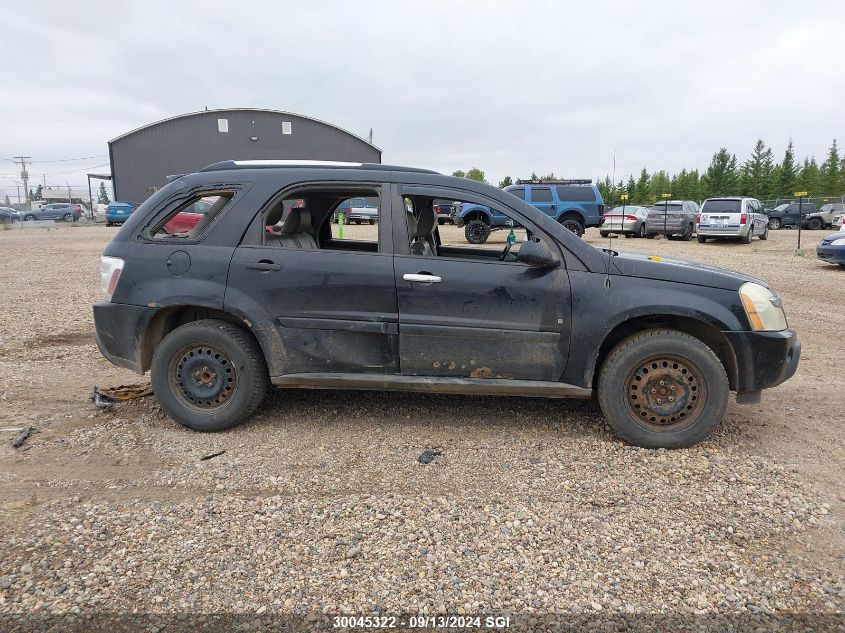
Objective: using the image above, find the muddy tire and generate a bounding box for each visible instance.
[598,329,728,449]
[464,219,491,244]
[151,319,268,432]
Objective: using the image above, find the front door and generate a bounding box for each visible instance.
[392,185,571,382]
[226,183,399,376]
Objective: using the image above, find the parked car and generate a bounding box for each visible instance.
[806,203,845,230]
[766,202,818,230]
[105,202,135,226]
[454,180,604,242]
[0,207,20,222]
[332,197,378,224]
[834,212,844,230]
[433,199,456,224]
[600,205,650,238]
[644,200,700,240]
[22,202,81,222]
[816,231,845,266]
[697,197,768,243]
[93,160,799,449]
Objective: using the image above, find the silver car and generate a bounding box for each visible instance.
[600,205,650,238]
[644,200,699,240]
[697,197,768,243]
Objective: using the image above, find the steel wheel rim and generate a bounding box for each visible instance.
[169,344,237,412]
[623,354,707,432]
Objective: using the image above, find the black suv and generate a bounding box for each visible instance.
[94,161,800,448]
[767,202,818,229]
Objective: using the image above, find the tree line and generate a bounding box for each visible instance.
[452,139,845,208]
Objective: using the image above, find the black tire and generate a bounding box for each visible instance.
[682,223,694,241]
[368,219,376,225]
[106,222,112,227]
[63,213,73,222]
[741,228,752,244]
[637,223,647,238]
[23,214,36,221]
[559,216,584,237]
[464,219,491,244]
[151,319,268,432]
[697,235,707,243]
[598,329,728,449]
[807,217,822,230]
[768,218,782,230]
[600,231,609,238]
[645,233,657,239]
[759,225,768,240]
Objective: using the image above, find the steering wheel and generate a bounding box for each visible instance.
[499,241,513,261]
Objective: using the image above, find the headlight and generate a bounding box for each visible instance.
[831,238,845,246]
[739,282,787,331]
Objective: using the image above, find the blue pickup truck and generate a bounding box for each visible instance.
[453,180,604,242]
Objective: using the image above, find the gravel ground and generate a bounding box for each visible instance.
[0,223,843,629]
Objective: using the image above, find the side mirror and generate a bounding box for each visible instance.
[517,238,560,268]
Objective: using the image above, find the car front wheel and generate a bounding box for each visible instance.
[464,219,491,244]
[151,319,268,432]
[768,218,782,230]
[598,329,728,449]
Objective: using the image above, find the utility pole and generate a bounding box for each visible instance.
[13,157,32,210]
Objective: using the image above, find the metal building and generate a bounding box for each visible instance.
[108,108,382,205]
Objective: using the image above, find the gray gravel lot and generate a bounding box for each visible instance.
[0,224,843,626]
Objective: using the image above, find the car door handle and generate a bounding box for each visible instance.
[246,260,282,271]
[403,273,441,283]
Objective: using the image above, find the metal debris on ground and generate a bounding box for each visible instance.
[200,450,226,461]
[91,383,154,409]
[418,449,442,465]
[11,426,35,448]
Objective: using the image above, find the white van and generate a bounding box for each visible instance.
[697,197,769,243]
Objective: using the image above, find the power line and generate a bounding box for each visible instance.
[1,154,108,163]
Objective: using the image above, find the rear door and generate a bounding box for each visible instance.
[226,182,399,376]
[527,186,555,218]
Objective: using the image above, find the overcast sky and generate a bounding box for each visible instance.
[1,0,844,199]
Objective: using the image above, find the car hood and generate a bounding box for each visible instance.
[821,232,845,243]
[610,251,765,291]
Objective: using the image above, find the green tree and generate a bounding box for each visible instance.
[97,182,111,204]
[702,148,739,197]
[648,170,671,201]
[34,184,43,200]
[465,167,486,182]
[740,139,774,199]
[498,175,513,188]
[796,158,822,195]
[821,139,841,195]
[778,140,798,198]
[451,170,466,178]
[632,169,650,204]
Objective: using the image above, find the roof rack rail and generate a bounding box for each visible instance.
[515,178,593,185]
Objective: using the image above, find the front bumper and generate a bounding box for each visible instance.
[816,243,845,264]
[93,301,158,374]
[722,329,800,395]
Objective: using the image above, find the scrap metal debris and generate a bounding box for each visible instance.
[200,450,226,461]
[91,383,153,409]
[11,426,35,448]
[418,449,442,465]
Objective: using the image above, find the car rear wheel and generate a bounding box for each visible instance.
[368,219,376,225]
[768,218,782,230]
[759,225,769,240]
[741,228,752,244]
[682,223,694,241]
[600,231,609,238]
[638,223,647,238]
[697,235,707,243]
[464,219,491,244]
[23,214,36,221]
[62,213,73,222]
[598,329,728,449]
[151,319,268,432]
[559,216,585,237]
